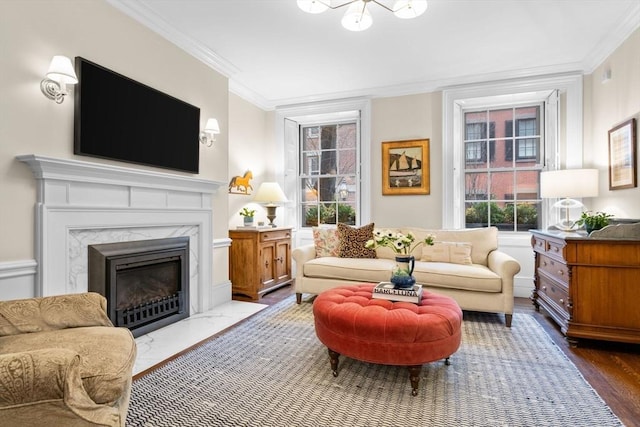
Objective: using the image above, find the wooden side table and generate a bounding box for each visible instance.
[229,227,293,301]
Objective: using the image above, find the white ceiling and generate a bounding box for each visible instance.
[108,0,640,109]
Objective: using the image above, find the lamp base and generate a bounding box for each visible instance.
[265,205,278,228]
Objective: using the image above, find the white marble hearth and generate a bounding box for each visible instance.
[134,300,268,375]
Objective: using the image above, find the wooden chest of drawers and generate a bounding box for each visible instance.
[229,227,293,301]
[531,229,640,345]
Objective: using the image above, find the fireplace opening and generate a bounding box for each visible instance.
[88,237,189,337]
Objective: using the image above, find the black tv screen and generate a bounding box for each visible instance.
[74,57,200,173]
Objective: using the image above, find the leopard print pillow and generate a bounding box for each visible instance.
[337,223,377,259]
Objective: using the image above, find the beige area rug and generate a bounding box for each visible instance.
[127,296,623,426]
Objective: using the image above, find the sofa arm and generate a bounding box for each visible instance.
[0,349,121,426]
[292,245,317,281]
[0,293,113,337]
[487,250,521,297]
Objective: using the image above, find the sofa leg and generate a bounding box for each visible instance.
[505,313,513,327]
[296,293,302,304]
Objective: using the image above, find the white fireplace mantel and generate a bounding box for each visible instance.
[17,155,225,313]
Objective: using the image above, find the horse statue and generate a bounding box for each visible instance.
[229,170,253,194]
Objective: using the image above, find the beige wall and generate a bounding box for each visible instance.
[585,27,640,218]
[228,93,276,228]
[370,92,443,228]
[0,0,229,263]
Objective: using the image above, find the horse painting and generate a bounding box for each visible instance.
[229,170,253,194]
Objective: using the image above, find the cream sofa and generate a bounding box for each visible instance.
[0,293,137,426]
[292,226,521,326]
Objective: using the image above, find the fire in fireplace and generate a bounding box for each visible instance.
[88,237,189,337]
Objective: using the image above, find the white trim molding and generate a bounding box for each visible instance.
[17,155,225,312]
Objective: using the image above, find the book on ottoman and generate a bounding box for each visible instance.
[372,282,423,303]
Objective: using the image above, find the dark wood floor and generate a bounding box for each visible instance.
[257,285,640,427]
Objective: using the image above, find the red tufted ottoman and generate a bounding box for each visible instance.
[313,284,462,396]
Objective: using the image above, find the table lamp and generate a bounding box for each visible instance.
[253,182,288,227]
[540,169,598,231]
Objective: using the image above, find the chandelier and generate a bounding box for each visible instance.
[297,0,428,31]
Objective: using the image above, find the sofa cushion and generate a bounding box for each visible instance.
[312,227,340,258]
[337,223,377,259]
[413,261,502,292]
[0,326,136,405]
[421,242,473,265]
[303,257,396,283]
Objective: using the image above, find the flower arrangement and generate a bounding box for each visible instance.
[365,229,435,255]
[239,207,256,218]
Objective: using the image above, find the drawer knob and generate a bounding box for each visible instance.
[559,299,564,304]
[553,247,558,252]
[558,270,564,275]
[542,286,547,291]
[542,261,547,266]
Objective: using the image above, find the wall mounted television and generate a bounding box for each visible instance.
[74,57,200,173]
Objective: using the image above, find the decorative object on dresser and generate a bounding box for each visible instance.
[239,207,256,226]
[530,229,640,345]
[539,168,599,231]
[229,227,293,300]
[252,182,288,227]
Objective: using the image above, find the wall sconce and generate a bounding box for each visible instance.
[253,182,288,227]
[199,118,220,147]
[40,55,78,104]
[540,168,599,231]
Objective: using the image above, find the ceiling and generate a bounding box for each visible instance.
[108,0,640,110]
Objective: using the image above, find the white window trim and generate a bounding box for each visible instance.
[442,74,584,230]
[276,98,371,242]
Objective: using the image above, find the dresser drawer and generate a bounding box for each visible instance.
[260,229,291,242]
[538,255,569,285]
[538,273,570,315]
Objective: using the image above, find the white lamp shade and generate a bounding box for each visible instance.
[204,118,220,134]
[46,56,78,85]
[253,182,288,204]
[393,0,428,19]
[342,1,373,31]
[297,0,329,14]
[540,169,599,198]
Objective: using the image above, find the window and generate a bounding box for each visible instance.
[300,122,358,227]
[464,105,543,232]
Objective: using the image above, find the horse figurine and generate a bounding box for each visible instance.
[229,170,253,194]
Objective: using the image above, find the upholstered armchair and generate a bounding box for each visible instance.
[0,293,136,427]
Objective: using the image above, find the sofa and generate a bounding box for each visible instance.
[292,225,521,326]
[0,292,137,427]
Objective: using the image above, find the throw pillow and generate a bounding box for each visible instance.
[337,223,377,259]
[312,227,340,258]
[421,242,473,265]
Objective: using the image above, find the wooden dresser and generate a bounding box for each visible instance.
[229,227,293,301]
[530,229,640,345]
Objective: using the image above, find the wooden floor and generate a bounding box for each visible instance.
[256,285,640,427]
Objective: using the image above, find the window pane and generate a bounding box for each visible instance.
[515,170,540,200]
[302,152,320,175]
[465,172,488,200]
[491,139,511,169]
[301,178,318,202]
[302,127,320,151]
[490,171,515,201]
[337,123,357,148]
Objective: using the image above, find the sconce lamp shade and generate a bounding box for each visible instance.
[540,169,599,198]
[204,118,220,134]
[253,182,288,227]
[46,55,78,84]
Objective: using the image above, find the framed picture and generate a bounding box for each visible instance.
[608,118,637,190]
[382,139,430,195]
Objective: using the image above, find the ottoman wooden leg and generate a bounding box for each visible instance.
[328,348,340,377]
[407,365,422,396]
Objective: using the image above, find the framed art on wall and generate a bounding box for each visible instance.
[382,139,430,195]
[608,118,637,190]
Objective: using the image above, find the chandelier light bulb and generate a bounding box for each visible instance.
[297,0,330,14]
[341,1,373,31]
[393,0,428,19]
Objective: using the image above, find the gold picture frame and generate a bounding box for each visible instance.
[608,118,637,190]
[382,139,430,195]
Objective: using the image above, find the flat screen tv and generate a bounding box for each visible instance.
[74,57,200,173]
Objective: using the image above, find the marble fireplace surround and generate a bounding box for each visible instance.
[17,155,224,314]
